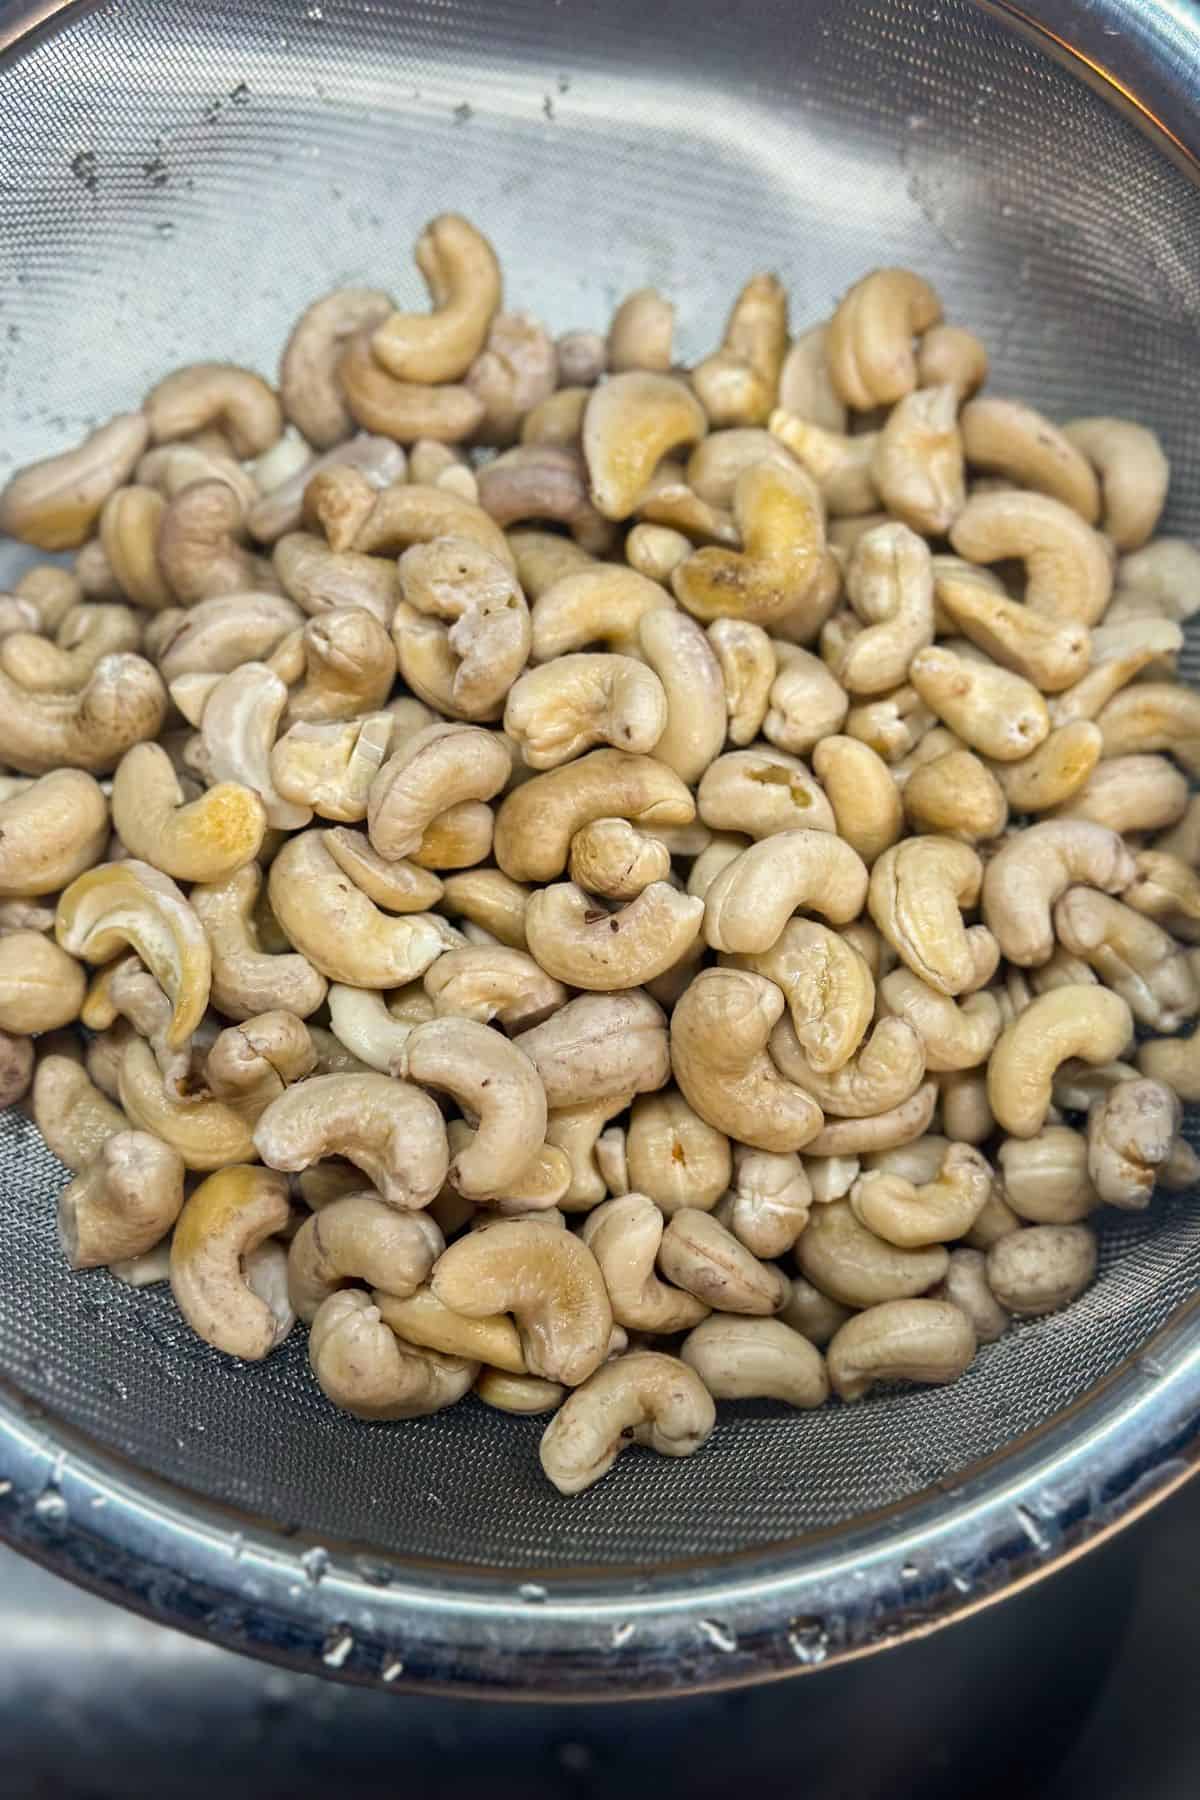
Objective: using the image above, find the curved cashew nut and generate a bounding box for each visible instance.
[868,836,996,997]
[703,828,869,954]
[1053,887,1198,1031]
[398,1016,546,1199]
[273,530,398,625]
[726,919,874,1073]
[801,1080,938,1157]
[811,736,904,865]
[1086,1076,1180,1211]
[539,1351,713,1494]
[195,661,309,833]
[503,654,666,770]
[190,862,325,1021]
[672,460,826,628]
[981,819,1137,966]
[949,490,1112,625]
[515,989,669,1109]
[622,1088,731,1218]
[286,1192,442,1322]
[0,414,149,550]
[987,986,1133,1137]
[635,606,727,785]
[309,1289,475,1417]
[204,1010,317,1122]
[770,1014,926,1118]
[475,444,610,550]
[494,748,693,883]
[871,383,964,534]
[0,652,166,777]
[279,289,394,448]
[849,1142,992,1248]
[670,968,823,1152]
[828,1298,975,1401]
[681,1315,829,1407]
[371,214,501,383]
[698,746,835,840]
[58,1129,184,1271]
[528,564,671,663]
[466,310,557,445]
[762,642,849,754]
[111,742,265,883]
[254,1070,449,1208]
[169,1164,292,1359]
[0,769,108,898]
[155,592,303,682]
[56,859,210,1046]
[1,601,141,693]
[828,520,935,695]
[1053,753,1188,835]
[776,321,847,430]
[794,1197,949,1309]
[157,479,277,604]
[721,1145,812,1258]
[367,722,510,862]
[267,830,450,987]
[325,983,422,1075]
[432,1219,612,1386]
[580,1194,710,1332]
[33,1054,127,1173]
[254,434,406,545]
[285,607,396,726]
[524,881,704,991]
[375,1284,526,1373]
[934,563,1089,692]
[117,1036,255,1169]
[826,268,942,409]
[568,817,672,900]
[337,332,484,442]
[546,1094,632,1211]
[879,968,1002,1072]
[422,944,564,1032]
[960,397,1100,521]
[691,272,788,428]
[1095,681,1200,776]
[583,372,707,520]
[707,617,776,746]
[606,288,674,373]
[908,645,1049,762]
[270,714,394,823]
[687,428,796,509]
[144,362,281,458]
[658,1207,789,1314]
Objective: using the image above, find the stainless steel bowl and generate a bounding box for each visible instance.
[2,0,1199,1697]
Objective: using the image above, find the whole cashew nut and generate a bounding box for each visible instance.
[1053,887,1198,1031]
[514,989,669,1109]
[169,1164,292,1358]
[254,1070,449,1209]
[1086,1076,1180,1210]
[309,1289,476,1418]
[960,397,1100,522]
[657,1207,788,1314]
[827,1298,975,1401]
[0,414,149,550]
[56,859,210,1047]
[849,1142,993,1248]
[33,1053,127,1174]
[872,384,965,535]
[539,1351,714,1494]
[494,748,694,884]
[987,986,1134,1138]
[826,268,943,409]
[981,819,1138,966]
[868,836,996,996]
[111,742,266,884]
[504,654,667,770]
[670,968,823,1152]
[398,1016,547,1200]
[998,1126,1098,1224]
[691,272,789,428]
[371,214,502,384]
[267,830,450,987]
[279,289,395,449]
[721,1144,812,1258]
[625,1089,732,1217]
[0,769,109,897]
[794,1197,948,1307]
[58,1129,185,1271]
[704,829,869,954]
[580,1194,710,1332]
[986,1223,1097,1317]
[367,722,511,862]
[672,461,826,629]
[524,881,704,991]
[726,918,875,1074]
[949,490,1112,625]
[770,1013,926,1118]
[878,968,1002,1072]
[286,1192,442,1322]
[801,1080,938,1158]
[583,373,707,520]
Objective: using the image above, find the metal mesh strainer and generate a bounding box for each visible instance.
[2,0,1200,1696]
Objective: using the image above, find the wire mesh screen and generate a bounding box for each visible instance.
[0,0,1198,1569]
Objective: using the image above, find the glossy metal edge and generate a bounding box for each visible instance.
[1,0,1200,1695]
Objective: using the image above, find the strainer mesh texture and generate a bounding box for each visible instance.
[1,0,1199,1570]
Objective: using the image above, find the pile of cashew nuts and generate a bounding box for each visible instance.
[1,216,1199,1496]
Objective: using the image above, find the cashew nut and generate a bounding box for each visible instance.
[267,830,449,987]
[273,530,398,625]
[986,1222,1097,1318]
[727,919,874,1074]
[987,986,1133,1137]
[398,1016,546,1199]
[1086,1076,1180,1210]
[1053,753,1189,835]
[475,443,610,549]
[494,748,693,883]
[56,858,210,1047]
[692,273,788,428]
[1095,681,1200,776]
[849,1141,992,1248]
[170,1164,292,1358]
[826,268,942,409]
[524,881,704,991]
[254,1070,448,1209]
[720,1145,812,1258]
[657,1207,788,1314]
[191,862,326,1021]
[607,289,675,374]
[367,722,510,861]
[982,819,1136,967]
[539,1351,714,1494]
[670,968,823,1151]
[309,1289,475,1417]
[672,461,825,628]
[777,322,847,431]
[568,817,671,900]
[794,1197,948,1307]
[504,653,666,770]
[1053,887,1197,1031]
[916,325,988,401]
[959,397,1099,521]
[949,490,1112,625]
[867,836,995,997]
[58,1129,185,1271]
[704,829,869,954]
[583,372,707,521]
[682,1314,829,1407]
[286,1192,441,1322]
[372,214,501,384]
[771,1013,926,1118]
[337,331,484,443]
[780,1273,853,1347]
[0,414,149,550]
[580,1194,710,1332]
[33,1053,127,1173]
[934,562,1090,692]
[827,1298,974,1401]
[801,1079,938,1157]
[625,1089,732,1217]
[514,989,669,1109]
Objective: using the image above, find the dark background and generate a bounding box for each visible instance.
[4,1475,1196,1799]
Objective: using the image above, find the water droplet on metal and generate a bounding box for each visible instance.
[697,1618,736,1653]
[900,1561,919,1581]
[1015,1504,1052,1554]
[353,1556,393,1587]
[154,221,177,240]
[381,1656,404,1682]
[300,1545,330,1584]
[229,1533,244,1561]
[950,1571,972,1595]
[787,1618,830,1665]
[34,1488,68,1526]
[610,1620,635,1648]
[321,1626,354,1669]
[305,2,324,18]
[0,1479,12,1498]
[518,1581,548,1603]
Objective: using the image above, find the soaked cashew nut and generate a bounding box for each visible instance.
[721,1145,812,1258]
[529,565,672,663]
[872,384,965,534]
[117,1036,254,1169]
[988,721,1102,815]
[309,1289,475,1418]
[868,836,995,997]
[1086,1077,1180,1211]
[422,944,564,1032]
[286,607,396,725]
[515,989,669,1109]
[545,1094,632,1211]
[827,1297,974,1401]
[916,324,988,401]
[825,521,935,697]
[254,1070,448,1209]
[399,1017,546,1199]
[670,968,823,1152]
[474,442,609,549]
[811,736,903,865]
[933,1247,1008,1344]
[97,486,172,608]
[762,642,849,754]
[625,1089,732,1217]
[33,1054,127,1173]
[158,480,278,604]
[432,1219,612,1386]
[780,1273,853,1347]
[1138,1032,1200,1103]
[494,748,693,883]
[539,1351,714,1494]
[0,651,166,777]
[699,747,835,841]
[525,881,703,991]
[267,831,449,987]
[580,1195,710,1332]
[987,986,1133,1137]
[169,1164,292,1358]
[1054,888,1198,1031]
[0,932,84,1033]
[692,273,788,428]
[879,968,1001,1073]
[376,1285,526,1373]
[337,332,485,443]
[583,372,707,521]
[681,1315,829,1407]
[949,490,1112,625]
[727,919,874,1074]
[111,742,266,883]
[826,268,942,409]
[903,748,1008,844]
[658,1207,788,1314]
[367,723,510,861]
[371,214,501,384]
[672,461,826,628]
[0,770,109,898]
[982,819,1137,966]
[1054,753,1188,835]
[58,1129,185,1271]
[190,862,326,1021]
[568,817,671,900]
[849,1142,992,1248]
[0,414,149,550]
[909,645,1049,762]
[1059,417,1169,549]
[144,362,281,459]
[634,607,726,785]
[934,563,1090,692]
[986,1222,1097,1317]
[707,618,776,746]
[155,593,303,684]
[960,397,1099,521]
[771,1013,926,1118]
[794,1198,948,1307]
[1123,850,1200,943]
[504,654,666,770]
[271,713,394,823]
[704,829,869,954]
[776,322,847,431]
[844,683,937,766]
[273,530,398,625]
[56,859,210,1046]
[2,602,141,697]
[768,415,879,516]
[198,662,310,832]
[606,288,676,374]
[278,288,395,449]
[1095,682,1200,776]
[801,1079,938,1157]
[286,1192,441,1322]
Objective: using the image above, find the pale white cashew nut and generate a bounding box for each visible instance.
[849,1142,993,1248]
[539,1351,714,1494]
[625,1089,732,1218]
[580,1195,710,1332]
[309,1290,476,1419]
[658,1207,788,1314]
[503,655,667,770]
[987,986,1134,1138]
[703,829,869,954]
[524,881,704,991]
[868,836,996,997]
[1086,1077,1180,1211]
[981,819,1138,966]
[58,1130,185,1271]
[399,1016,547,1200]
[986,1223,1097,1317]
[267,831,450,987]
[827,1298,975,1401]
[949,490,1112,625]
[670,968,823,1153]
[793,1198,948,1308]
[770,1014,926,1119]
[286,1192,442,1322]
[515,990,669,1110]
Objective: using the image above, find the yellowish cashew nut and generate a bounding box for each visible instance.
[844,683,936,766]
[33,1054,127,1173]
[2,602,142,697]
[1138,1032,1200,1103]
[879,968,1002,1072]
[606,288,675,373]
[771,1013,926,1119]
[336,331,485,443]
[1051,618,1182,726]
[1095,682,1200,775]
[704,829,869,955]
[539,1351,714,1494]
[0,770,109,898]
[508,529,595,600]
[699,747,834,841]
[155,593,303,683]
[117,1037,255,1169]
[658,1207,788,1314]
[57,1129,185,1271]
[1123,849,1200,943]
[635,607,727,786]
[56,859,210,1047]
[1054,753,1188,835]
[197,661,312,833]
[286,607,396,725]
[1059,417,1170,550]
[367,722,511,861]
[494,748,694,884]
[766,415,879,516]
[827,1297,975,1401]
[583,372,708,521]
[1086,1077,1180,1211]
[706,618,776,746]
[760,643,847,755]
[624,522,690,584]
[254,1070,449,1209]
[625,1089,732,1217]
[376,1285,526,1374]
[422,944,564,1032]
[721,1145,812,1258]
[671,461,826,629]
[525,881,704,991]
[521,385,589,450]
[190,862,326,1021]
[286,1192,442,1322]
[568,817,671,900]
[903,748,1009,844]
[868,836,995,997]
[826,268,942,409]
[849,1142,992,1248]
[270,714,395,823]
[776,322,847,431]
[691,272,788,428]
[826,521,935,697]
[727,919,874,1075]
[988,721,1102,815]
[475,1368,564,1413]
[934,563,1090,692]
[987,986,1133,1138]
[916,324,988,401]
[580,1194,710,1332]
[97,485,172,609]
[169,1164,292,1358]
[371,214,501,384]
[794,1197,948,1307]
[0,651,166,778]
[273,530,398,626]
[959,397,1100,521]
[267,830,449,988]
[309,1289,475,1418]
[670,968,823,1152]
[801,1079,938,1158]
[908,645,1050,762]
[0,414,150,551]
[949,490,1112,625]
[0,931,84,1033]
[982,819,1137,966]
[986,1222,1097,1318]
[808,737,902,867]
[529,564,672,663]
[111,742,266,884]
[681,1315,829,1407]
[515,989,669,1109]
[433,1219,612,1386]
[503,654,666,770]
[398,1016,546,1200]
[872,384,965,534]
[686,429,795,509]
[1053,888,1198,1031]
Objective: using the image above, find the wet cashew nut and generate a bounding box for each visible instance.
[987,986,1134,1137]
[169,1164,293,1359]
[849,1142,993,1248]
[868,836,996,996]
[827,1298,975,1401]
[1087,1077,1180,1211]
[254,1070,449,1209]
[58,1129,185,1271]
[267,830,450,987]
[671,461,826,629]
[657,1207,788,1314]
[308,1289,475,1418]
[583,372,707,520]
[670,968,823,1152]
[770,1013,926,1118]
[539,1351,714,1494]
[949,490,1112,625]
[981,819,1138,966]
[986,1223,1097,1317]
[721,1144,812,1258]
[371,214,502,384]
[703,829,869,953]
[625,1089,732,1217]
[826,268,942,409]
[1053,887,1198,1031]
[726,919,874,1073]
[514,989,669,1109]
[580,1194,710,1332]
[494,748,694,884]
[279,289,395,449]
[960,397,1100,522]
[0,769,109,897]
[524,881,704,991]
[0,414,149,550]
[793,1197,948,1307]
[398,1016,546,1200]
[286,1192,442,1322]
[56,859,211,1047]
